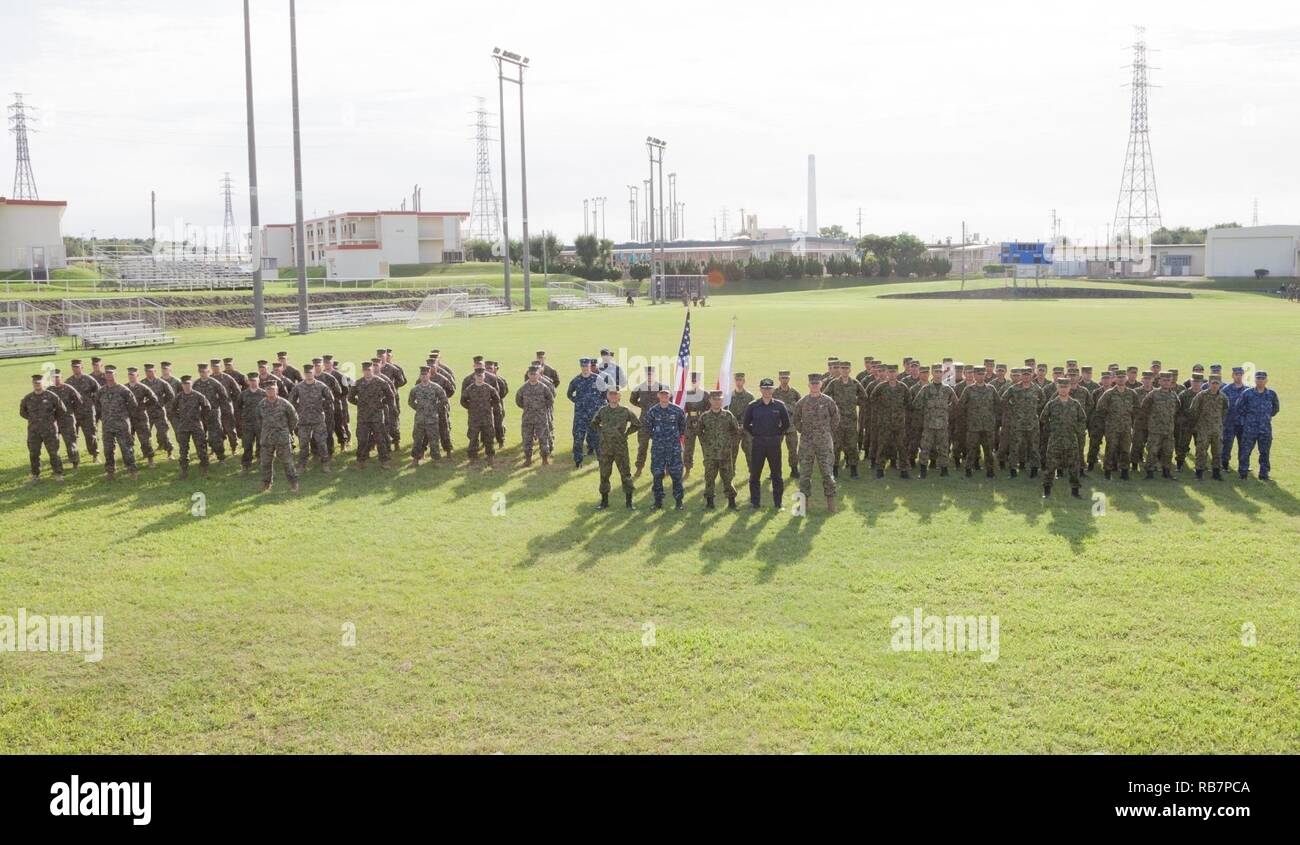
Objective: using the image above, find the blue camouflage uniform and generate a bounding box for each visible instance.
[1234,377,1280,478]
[1219,372,1249,468]
[643,400,687,504]
[566,364,603,465]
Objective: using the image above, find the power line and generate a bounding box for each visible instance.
[1112,26,1163,242]
[8,93,39,199]
[468,96,501,243]
[220,172,238,256]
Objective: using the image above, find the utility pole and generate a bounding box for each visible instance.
[150,191,156,243]
[7,93,39,199]
[857,207,863,237]
[583,199,588,234]
[668,172,677,239]
[289,0,309,334]
[627,185,638,241]
[960,220,967,291]
[646,137,666,303]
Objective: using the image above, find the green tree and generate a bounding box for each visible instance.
[465,239,495,262]
[819,224,849,239]
[574,234,600,268]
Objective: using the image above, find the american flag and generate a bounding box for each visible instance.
[671,311,691,409]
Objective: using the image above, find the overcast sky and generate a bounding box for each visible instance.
[6,0,1298,245]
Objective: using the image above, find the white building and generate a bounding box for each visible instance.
[1205,225,1300,279]
[608,235,858,269]
[262,209,468,278]
[0,197,67,275]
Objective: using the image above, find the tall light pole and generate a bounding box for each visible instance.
[242,0,264,338]
[646,137,666,304]
[583,199,589,235]
[288,0,309,334]
[493,48,531,310]
[627,185,638,241]
[668,172,677,240]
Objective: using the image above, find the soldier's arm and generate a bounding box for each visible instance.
[1270,392,1280,417]
[55,395,69,417]
[19,396,30,420]
[566,380,580,403]
[776,402,791,433]
[409,388,421,411]
[459,389,471,410]
[625,412,641,437]
[828,398,840,428]
[514,388,525,410]
[588,409,602,433]
[285,400,299,430]
[675,409,687,437]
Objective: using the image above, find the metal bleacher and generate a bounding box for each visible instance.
[266,304,417,333]
[0,301,60,359]
[97,246,254,291]
[585,280,628,307]
[547,281,599,310]
[62,298,177,349]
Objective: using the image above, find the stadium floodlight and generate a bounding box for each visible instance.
[646,137,667,303]
[493,47,533,310]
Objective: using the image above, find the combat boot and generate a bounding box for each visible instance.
[1029,467,1038,479]
[1120,468,1129,481]
[1195,469,1204,480]
[260,481,272,493]
[1260,472,1270,481]
[826,496,837,513]
[1239,470,1248,480]
[1212,468,1222,481]
[596,494,609,510]
[633,466,642,479]
[147,456,155,468]
[200,466,209,479]
[965,467,973,478]
[128,469,138,481]
[1041,482,1052,498]
[789,468,799,479]
[986,468,995,479]
[674,498,683,510]
[1010,467,1018,478]
[704,496,715,510]
[1145,470,1155,480]
[541,454,549,466]
[1103,469,1110,480]
[919,465,928,479]
[1162,468,1173,480]
[849,465,858,479]
[940,466,949,477]
[899,470,909,479]
[27,474,38,484]
[180,466,189,480]
[53,473,64,482]
[522,456,532,467]
[105,467,115,481]
[1087,459,1097,472]
[1070,486,1081,498]
[652,499,663,510]
[875,467,884,479]
[727,496,737,510]
[625,491,634,509]
[1176,458,1186,472]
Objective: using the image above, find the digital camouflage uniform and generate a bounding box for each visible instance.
[1003,383,1043,471]
[1129,382,1154,468]
[961,382,1000,475]
[46,381,83,466]
[1235,386,1280,477]
[513,380,554,461]
[237,386,265,469]
[630,378,667,472]
[350,375,394,463]
[460,380,502,459]
[822,376,865,470]
[19,387,67,477]
[772,383,801,471]
[96,382,139,474]
[792,392,839,498]
[680,386,708,472]
[1140,388,1179,474]
[643,402,688,505]
[1189,388,1229,472]
[1095,386,1138,474]
[408,380,450,461]
[258,395,299,486]
[125,380,159,461]
[1175,385,1198,467]
[171,389,212,472]
[697,407,740,503]
[142,375,175,455]
[913,380,956,470]
[870,380,910,473]
[290,379,334,468]
[1040,394,1086,490]
[727,387,755,475]
[566,373,603,463]
[589,403,639,500]
[65,371,100,459]
[191,375,229,460]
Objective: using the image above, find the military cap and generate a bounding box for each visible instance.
[759,377,775,388]
[371,357,383,365]
[70,358,82,366]
[473,355,484,363]
[1108,363,1120,371]
[485,360,498,368]
[903,357,913,365]
[983,358,995,365]
[1142,371,1154,378]
[375,349,386,356]
[1150,359,1162,367]
[360,361,373,370]
[429,349,440,355]
[1191,373,1204,381]
[808,373,823,382]
[600,348,612,356]
[90,356,102,364]
[384,348,393,354]
[311,357,322,365]
[708,390,723,399]
[1010,367,1021,375]
[126,366,139,374]
[104,364,117,372]
[246,371,258,380]
[1036,363,1048,371]
[974,366,987,374]
[930,364,943,372]
[1209,374,1222,383]
[828,356,839,362]
[160,361,172,368]
[527,364,541,372]
[1255,370,1268,379]
[1024,358,1035,365]
[143,363,155,370]
[277,351,288,357]
[31,373,43,382]
[197,363,209,371]
[1209,363,1222,372]
[1052,366,1064,373]
[257,359,269,367]
[51,368,62,375]
[579,357,591,365]
[778,370,791,377]
[1192,363,1204,371]
[657,387,671,395]
[1066,359,1078,366]
[209,358,221,365]
[535,350,546,357]
[734,372,745,379]
[1126,366,1139,373]
[995,363,1007,371]
[223,357,234,364]
[1159,372,1173,380]
[322,354,334,362]
[419,365,431,374]
[886,365,899,372]
[864,356,873,363]
[1055,377,1069,387]
[953,363,964,371]
[1081,365,1093,373]
[1232,366,1244,374]
[180,375,192,383]
[1066,368,1079,376]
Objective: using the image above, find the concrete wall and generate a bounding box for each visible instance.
[325,247,386,279]
[0,199,67,272]
[261,225,294,269]
[1206,225,1300,278]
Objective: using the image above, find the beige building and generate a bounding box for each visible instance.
[262,209,468,278]
[0,197,67,276]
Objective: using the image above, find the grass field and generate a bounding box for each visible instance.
[1,280,1297,753]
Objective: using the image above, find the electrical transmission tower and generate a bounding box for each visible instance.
[1112,27,1162,242]
[8,93,39,200]
[468,97,501,243]
[220,172,238,257]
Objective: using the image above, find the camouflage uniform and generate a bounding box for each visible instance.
[125,380,159,461]
[1095,386,1138,475]
[19,387,67,477]
[350,375,394,462]
[1129,382,1154,468]
[697,407,740,502]
[212,369,242,451]
[792,392,839,498]
[727,387,755,475]
[822,376,865,470]
[142,375,175,455]
[949,379,967,467]
[1175,385,1198,467]
[191,375,229,460]
[171,389,212,472]
[680,385,709,471]
[237,386,265,469]
[1003,383,1043,471]
[589,403,639,500]
[381,362,408,449]
[1189,389,1229,472]
[258,395,300,486]
[1140,388,1179,474]
[1040,394,1086,490]
[630,378,666,472]
[913,380,956,470]
[66,371,100,459]
[96,382,139,473]
[961,382,1000,474]
[772,383,801,471]
[46,381,83,466]
[513,380,555,461]
[870,380,910,473]
[566,373,603,462]
[290,379,333,468]
[1085,383,1108,468]
[643,402,688,505]
[460,381,502,459]
[408,380,450,461]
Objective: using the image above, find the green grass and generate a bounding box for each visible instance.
[1,283,1297,753]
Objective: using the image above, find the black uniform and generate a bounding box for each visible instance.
[742,398,791,508]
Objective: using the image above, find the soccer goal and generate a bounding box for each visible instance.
[408,291,468,329]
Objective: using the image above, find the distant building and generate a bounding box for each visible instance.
[262,209,468,278]
[1205,225,1300,279]
[0,197,67,276]
[609,235,858,270]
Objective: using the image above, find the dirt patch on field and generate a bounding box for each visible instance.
[880,286,1193,300]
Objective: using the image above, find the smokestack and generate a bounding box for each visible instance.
[807,154,818,235]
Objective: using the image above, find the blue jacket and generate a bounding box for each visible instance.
[742,398,791,438]
[1234,388,1279,434]
[1220,381,1248,426]
[643,403,686,447]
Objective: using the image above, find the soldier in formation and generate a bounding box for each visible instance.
[590,389,639,509]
